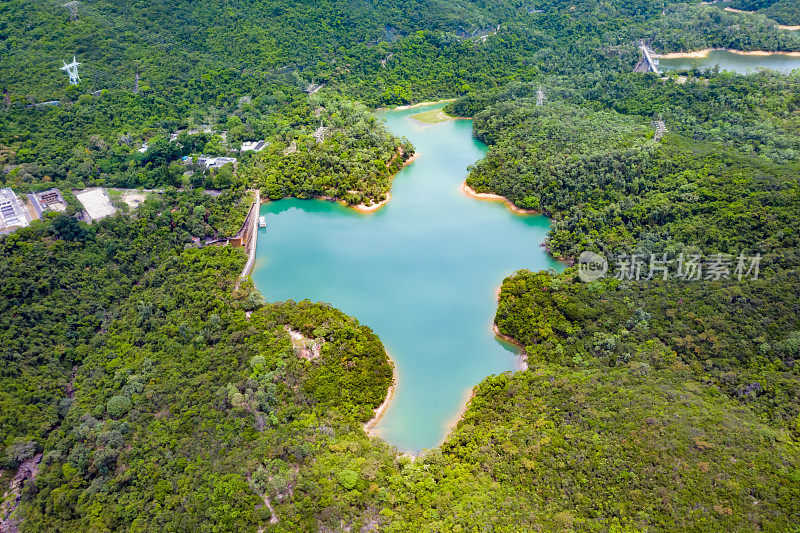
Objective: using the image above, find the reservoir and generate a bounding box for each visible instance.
[251,103,561,452]
[659,50,800,74]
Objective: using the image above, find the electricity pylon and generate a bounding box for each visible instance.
[61,56,82,85]
[62,1,80,22]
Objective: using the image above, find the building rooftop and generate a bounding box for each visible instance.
[197,156,237,169]
[240,140,267,152]
[74,188,116,221]
[30,188,67,218]
[0,188,31,231]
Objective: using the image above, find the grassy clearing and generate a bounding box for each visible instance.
[410,109,454,123]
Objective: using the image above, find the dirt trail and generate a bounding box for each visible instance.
[1,454,43,532]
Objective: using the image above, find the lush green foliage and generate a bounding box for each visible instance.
[2,0,800,530]
[639,4,800,52]
[0,197,394,531]
[248,99,413,205]
[497,269,800,426]
[3,0,797,197]
[0,191,248,447]
[432,362,800,531]
[731,0,800,26]
[455,74,800,261]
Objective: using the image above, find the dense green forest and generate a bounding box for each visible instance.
[730,0,800,26]
[2,0,799,198]
[247,99,414,205]
[2,0,800,529]
[452,72,800,262]
[1,194,395,531]
[4,189,798,531]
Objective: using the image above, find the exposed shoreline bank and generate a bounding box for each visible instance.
[722,6,800,29]
[655,48,800,59]
[437,323,528,448]
[347,152,418,213]
[440,386,476,445]
[351,193,392,213]
[363,352,398,437]
[724,6,800,31]
[461,181,539,215]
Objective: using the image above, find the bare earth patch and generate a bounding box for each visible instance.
[121,191,148,210]
[284,326,322,360]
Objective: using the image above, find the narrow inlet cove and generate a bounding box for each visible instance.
[252,104,562,452]
[658,50,800,74]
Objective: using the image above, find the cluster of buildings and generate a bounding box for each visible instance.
[137,126,268,162]
[0,186,117,236]
[187,139,267,169]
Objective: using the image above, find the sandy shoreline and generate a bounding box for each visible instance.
[655,48,800,59]
[440,386,477,444]
[461,181,539,215]
[352,193,392,213]
[349,152,419,212]
[363,353,398,437]
[720,6,800,30]
[723,6,748,14]
[438,324,528,444]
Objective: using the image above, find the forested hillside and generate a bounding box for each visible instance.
[2,0,800,529]
[3,0,799,197]
[730,0,800,26]
[452,72,800,261]
[1,194,394,531]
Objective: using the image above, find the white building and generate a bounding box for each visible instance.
[196,156,237,169]
[240,140,267,152]
[0,188,30,233]
[75,188,116,222]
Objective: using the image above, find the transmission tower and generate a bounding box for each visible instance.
[652,114,667,142]
[62,1,81,22]
[536,86,545,106]
[61,56,82,85]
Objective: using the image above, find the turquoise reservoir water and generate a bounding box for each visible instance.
[659,50,800,74]
[251,104,561,452]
